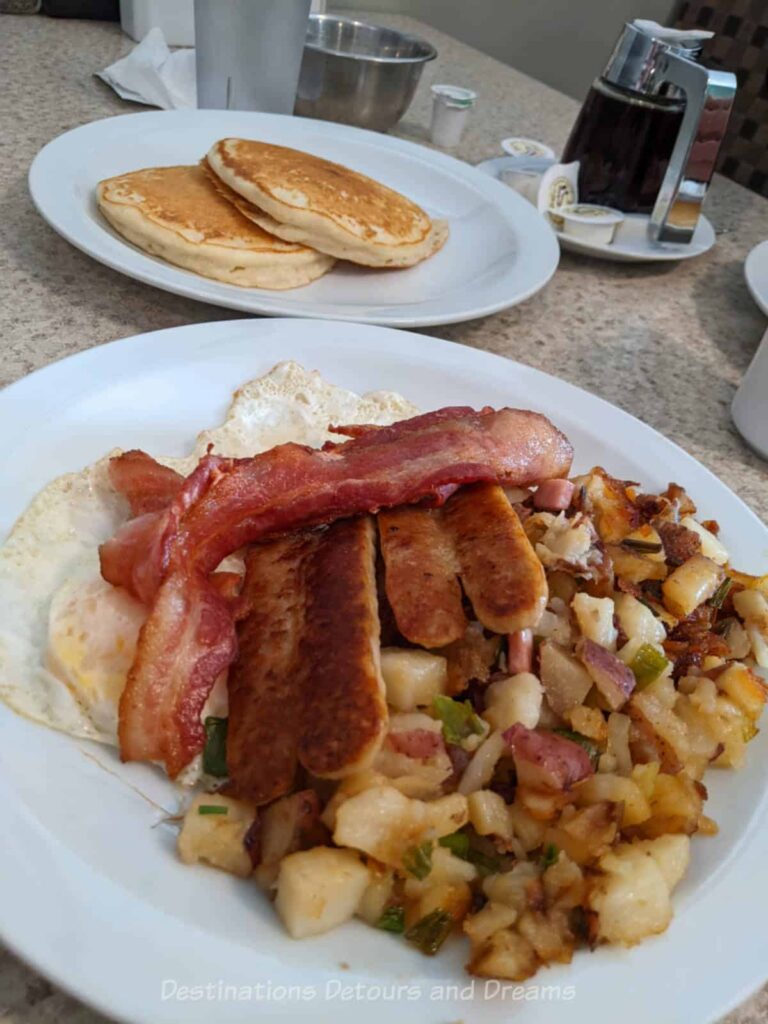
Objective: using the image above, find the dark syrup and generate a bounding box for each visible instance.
[562,78,685,214]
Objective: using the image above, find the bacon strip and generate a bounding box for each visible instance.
[101,407,573,603]
[225,534,315,805]
[117,569,237,777]
[443,483,548,634]
[378,506,466,648]
[109,450,184,516]
[299,517,387,778]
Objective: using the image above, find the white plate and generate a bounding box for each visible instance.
[745,239,768,316]
[2,319,767,1024]
[476,155,716,262]
[28,110,559,327]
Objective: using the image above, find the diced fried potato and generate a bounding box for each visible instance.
[483,672,542,731]
[589,838,684,945]
[679,517,728,565]
[636,834,691,889]
[539,640,594,715]
[458,730,507,795]
[356,863,394,925]
[414,880,472,925]
[614,593,666,646]
[733,590,768,667]
[567,705,608,743]
[606,712,633,775]
[468,789,513,839]
[275,847,369,939]
[636,771,703,838]
[518,909,574,963]
[380,648,448,711]
[483,862,542,912]
[575,773,651,827]
[543,852,585,909]
[507,800,547,852]
[572,593,617,650]
[716,662,767,719]
[177,794,254,878]
[333,786,468,866]
[607,545,669,584]
[576,468,637,544]
[536,513,593,567]
[468,928,539,980]
[662,555,724,618]
[545,802,618,864]
[631,762,660,800]
[463,901,519,946]
[629,679,689,772]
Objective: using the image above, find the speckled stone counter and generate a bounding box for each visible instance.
[0,11,766,1024]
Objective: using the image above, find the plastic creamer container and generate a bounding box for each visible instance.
[430,85,477,148]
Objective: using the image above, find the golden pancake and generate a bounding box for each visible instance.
[96,165,334,290]
[205,139,449,268]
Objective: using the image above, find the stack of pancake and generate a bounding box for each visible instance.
[96,139,449,291]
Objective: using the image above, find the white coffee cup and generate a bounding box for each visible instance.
[732,327,768,460]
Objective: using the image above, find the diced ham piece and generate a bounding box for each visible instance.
[533,478,575,512]
[507,629,534,674]
[503,723,594,791]
[388,729,443,760]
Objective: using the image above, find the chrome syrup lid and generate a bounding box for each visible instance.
[601,21,710,98]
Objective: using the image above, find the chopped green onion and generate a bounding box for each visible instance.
[621,538,663,553]
[203,716,228,778]
[540,842,559,868]
[439,832,470,859]
[402,841,433,880]
[198,804,228,816]
[432,695,485,746]
[405,909,453,955]
[709,577,734,610]
[629,644,670,688]
[376,906,405,933]
[552,728,599,766]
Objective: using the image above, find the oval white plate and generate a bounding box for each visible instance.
[28,111,559,327]
[745,239,768,316]
[476,155,716,263]
[1,319,767,1024]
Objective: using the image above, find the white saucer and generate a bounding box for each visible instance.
[475,155,716,263]
[744,239,768,315]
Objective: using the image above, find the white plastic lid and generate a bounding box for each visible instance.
[431,84,477,109]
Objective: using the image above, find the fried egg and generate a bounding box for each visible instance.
[0,362,416,778]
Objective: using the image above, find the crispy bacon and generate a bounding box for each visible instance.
[102,454,229,603]
[101,407,573,603]
[109,450,183,516]
[117,569,237,777]
[656,520,701,566]
[226,535,315,805]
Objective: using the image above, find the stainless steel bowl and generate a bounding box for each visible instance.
[295,15,437,133]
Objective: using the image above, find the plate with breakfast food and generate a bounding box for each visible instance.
[27,110,559,327]
[1,318,767,1024]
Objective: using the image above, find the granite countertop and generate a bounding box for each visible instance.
[0,10,767,1024]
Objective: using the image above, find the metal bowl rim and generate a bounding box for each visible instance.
[304,13,437,65]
